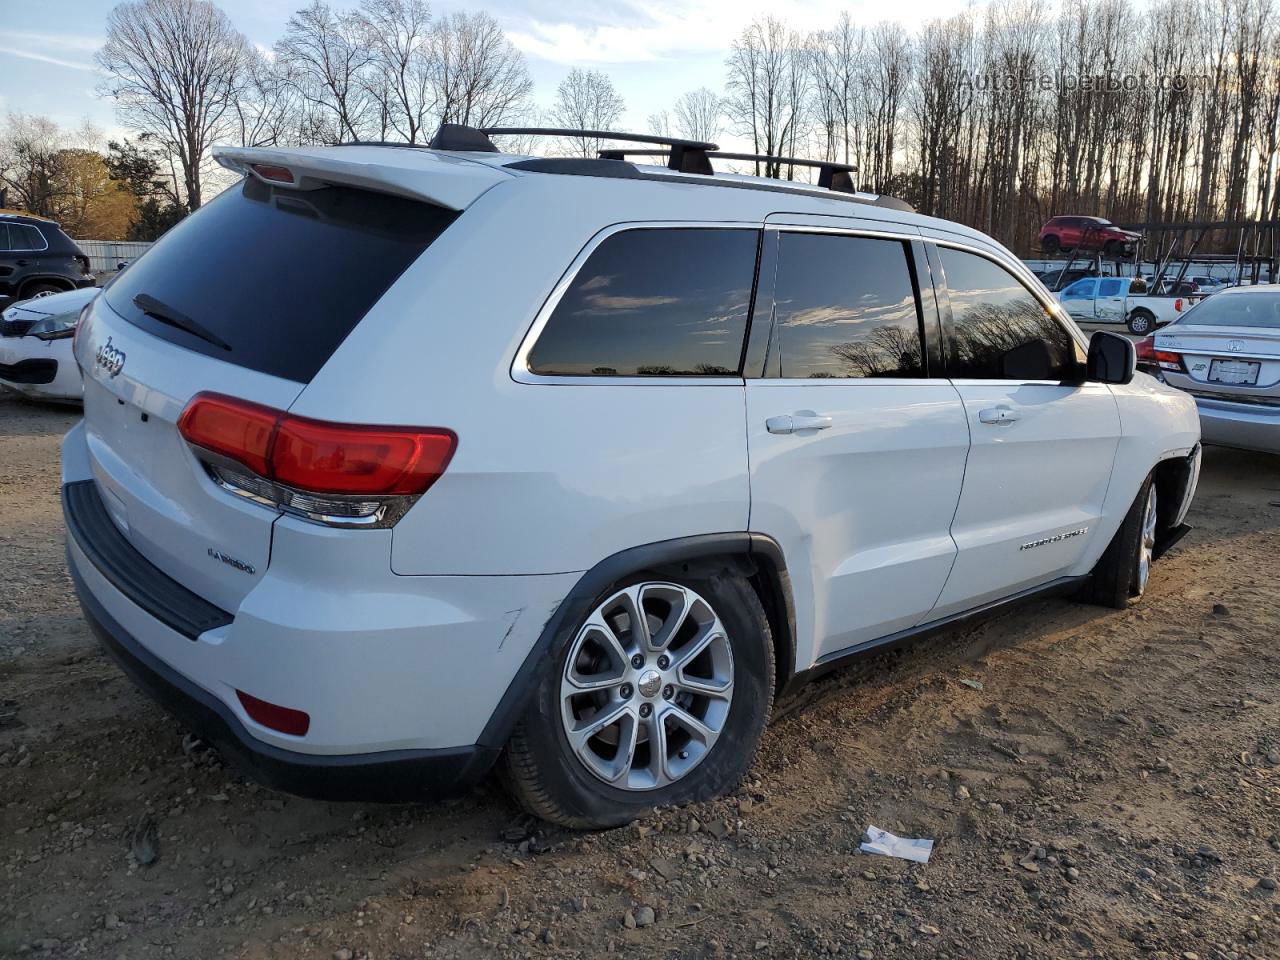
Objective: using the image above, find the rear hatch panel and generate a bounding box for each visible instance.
[79,300,302,612]
[76,150,482,613]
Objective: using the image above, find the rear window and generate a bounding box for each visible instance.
[1177,291,1280,329]
[103,177,457,383]
[527,228,758,377]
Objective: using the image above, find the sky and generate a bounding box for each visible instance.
[0,0,959,145]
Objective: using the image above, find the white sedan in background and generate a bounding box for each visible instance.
[0,286,97,403]
[1139,284,1280,454]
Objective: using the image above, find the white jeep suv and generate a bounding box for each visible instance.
[62,127,1201,827]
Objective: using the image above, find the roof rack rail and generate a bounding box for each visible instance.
[432,125,720,174]
[708,152,857,193]
[593,146,859,193]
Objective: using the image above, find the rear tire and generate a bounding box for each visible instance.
[1127,309,1155,335]
[1086,475,1157,609]
[503,572,775,829]
[22,283,64,300]
[1041,235,1060,254]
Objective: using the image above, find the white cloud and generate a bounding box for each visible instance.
[0,47,97,72]
[502,0,925,65]
[4,30,103,53]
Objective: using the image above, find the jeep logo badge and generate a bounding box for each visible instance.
[95,336,126,378]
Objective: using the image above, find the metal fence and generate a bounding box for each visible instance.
[75,240,153,273]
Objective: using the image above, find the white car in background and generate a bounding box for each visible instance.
[1140,284,1280,454]
[0,286,96,402]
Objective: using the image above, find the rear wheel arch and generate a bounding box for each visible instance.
[18,276,73,299]
[476,533,797,752]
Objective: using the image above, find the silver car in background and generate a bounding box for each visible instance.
[1140,284,1280,454]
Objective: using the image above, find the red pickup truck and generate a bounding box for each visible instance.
[1039,216,1140,256]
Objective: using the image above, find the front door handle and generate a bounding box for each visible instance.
[766,414,833,435]
[978,406,1019,425]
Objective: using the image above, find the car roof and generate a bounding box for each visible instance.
[216,142,1011,261]
[0,213,58,227]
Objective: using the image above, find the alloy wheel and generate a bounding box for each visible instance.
[1136,484,1158,594]
[559,582,734,791]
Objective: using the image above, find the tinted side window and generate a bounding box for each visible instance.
[4,224,45,251]
[1062,279,1096,298]
[1097,279,1122,297]
[527,229,758,377]
[0,224,10,252]
[772,233,924,379]
[939,247,1080,381]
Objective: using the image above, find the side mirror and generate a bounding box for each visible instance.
[1087,330,1135,384]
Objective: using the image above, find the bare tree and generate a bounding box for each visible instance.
[357,0,435,145]
[97,0,249,210]
[233,48,300,148]
[0,113,78,216]
[431,12,533,129]
[550,68,625,157]
[276,0,374,144]
[724,18,809,176]
[673,87,722,142]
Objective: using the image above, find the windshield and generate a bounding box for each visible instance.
[1175,291,1280,329]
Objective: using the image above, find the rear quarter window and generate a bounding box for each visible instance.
[103,177,457,383]
[526,228,759,377]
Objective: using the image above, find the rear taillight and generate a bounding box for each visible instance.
[72,302,92,363]
[178,392,456,528]
[1175,298,1184,311]
[1134,336,1185,373]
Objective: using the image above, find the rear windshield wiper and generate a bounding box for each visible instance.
[133,294,232,352]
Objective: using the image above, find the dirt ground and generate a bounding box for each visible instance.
[2,393,1279,960]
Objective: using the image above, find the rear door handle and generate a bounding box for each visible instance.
[978,406,1018,425]
[766,414,833,435]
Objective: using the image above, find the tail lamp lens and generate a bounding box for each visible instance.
[177,392,456,525]
[1134,336,1185,372]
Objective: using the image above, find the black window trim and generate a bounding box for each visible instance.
[757,224,939,383]
[926,237,1089,384]
[511,220,763,386]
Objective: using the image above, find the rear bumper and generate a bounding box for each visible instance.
[60,417,579,801]
[1194,395,1280,455]
[71,556,498,802]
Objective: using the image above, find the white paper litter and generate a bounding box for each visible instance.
[859,825,934,864]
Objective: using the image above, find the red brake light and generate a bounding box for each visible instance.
[1134,336,1185,372]
[177,392,457,498]
[236,690,310,736]
[272,416,457,495]
[249,163,295,184]
[177,393,277,476]
[1175,298,1184,311]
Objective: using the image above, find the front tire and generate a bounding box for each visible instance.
[1041,235,1060,254]
[1086,476,1157,608]
[503,572,775,828]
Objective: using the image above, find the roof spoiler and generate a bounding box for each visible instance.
[212,145,509,211]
